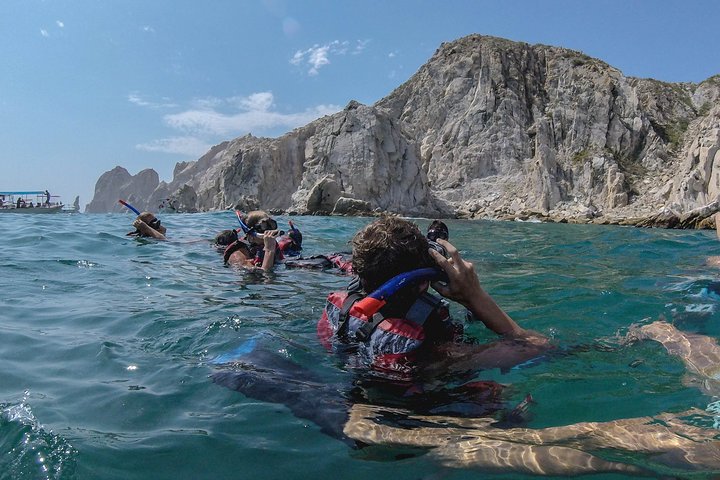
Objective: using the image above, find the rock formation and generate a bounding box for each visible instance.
[87,35,720,228]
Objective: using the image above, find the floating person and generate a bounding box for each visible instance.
[127,212,166,240]
[213,229,240,252]
[318,217,549,381]
[223,210,285,271]
[276,220,303,257]
[119,199,166,240]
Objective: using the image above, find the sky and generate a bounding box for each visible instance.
[1,0,719,210]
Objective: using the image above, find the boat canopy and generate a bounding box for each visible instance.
[0,191,47,196]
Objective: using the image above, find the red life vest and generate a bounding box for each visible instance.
[317,290,457,379]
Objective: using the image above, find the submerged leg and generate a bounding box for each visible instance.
[630,320,720,394]
[345,403,720,475]
[212,347,352,444]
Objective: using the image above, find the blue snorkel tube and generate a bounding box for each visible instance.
[235,210,256,237]
[235,211,285,237]
[353,267,447,318]
[118,199,141,216]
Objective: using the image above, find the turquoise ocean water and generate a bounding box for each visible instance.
[2,212,720,479]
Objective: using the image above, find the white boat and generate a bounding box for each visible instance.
[0,191,65,214]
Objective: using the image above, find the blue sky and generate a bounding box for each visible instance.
[1,0,718,209]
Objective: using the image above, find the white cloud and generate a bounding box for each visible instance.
[353,40,370,55]
[128,94,150,107]
[56,20,64,28]
[143,25,155,33]
[164,92,339,136]
[127,93,177,109]
[135,92,341,156]
[40,29,49,37]
[291,40,362,75]
[136,137,211,157]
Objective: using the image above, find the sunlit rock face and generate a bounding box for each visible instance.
[86,167,159,213]
[88,35,720,226]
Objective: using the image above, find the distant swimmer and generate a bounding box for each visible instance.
[127,212,166,240]
[223,211,286,271]
[118,199,166,240]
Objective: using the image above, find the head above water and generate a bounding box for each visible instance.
[288,227,302,247]
[426,220,449,242]
[244,211,278,234]
[352,217,435,293]
[214,229,239,246]
[131,211,166,236]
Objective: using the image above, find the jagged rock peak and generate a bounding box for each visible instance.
[87,34,720,228]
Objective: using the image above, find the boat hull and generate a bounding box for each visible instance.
[0,205,64,214]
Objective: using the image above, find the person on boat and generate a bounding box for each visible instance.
[16,197,23,208]
[44,190,50,205]
[127,212,166,240]
[223,211,284,271]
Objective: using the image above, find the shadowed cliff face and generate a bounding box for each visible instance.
[87,35,720,226]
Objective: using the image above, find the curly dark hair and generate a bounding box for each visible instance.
[352,217,435,292]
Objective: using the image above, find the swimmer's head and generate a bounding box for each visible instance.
[426,220,449,242]
[214,229,239,246]
[245,211,278,234]
[129,212,167,236]
[288,227,303,247]
[352,217,434,292]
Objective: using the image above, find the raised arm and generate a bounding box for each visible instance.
[260,230,279,271]
[429,239,529,338]
[132,218,166,240]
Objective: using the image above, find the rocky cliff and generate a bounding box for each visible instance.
[86,35,720,227]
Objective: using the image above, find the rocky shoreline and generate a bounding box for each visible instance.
[87,35,720,230]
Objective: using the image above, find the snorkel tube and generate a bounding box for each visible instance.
[353,267,447,318]
[235,210,253,236]
[118,199,141,216]
[235,210,285,237]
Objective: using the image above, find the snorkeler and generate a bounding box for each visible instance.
[223,210,285,271]
[127,211,166,240]
[318,217,548,380]
[213,229,241,252]
[119,199,166,240]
